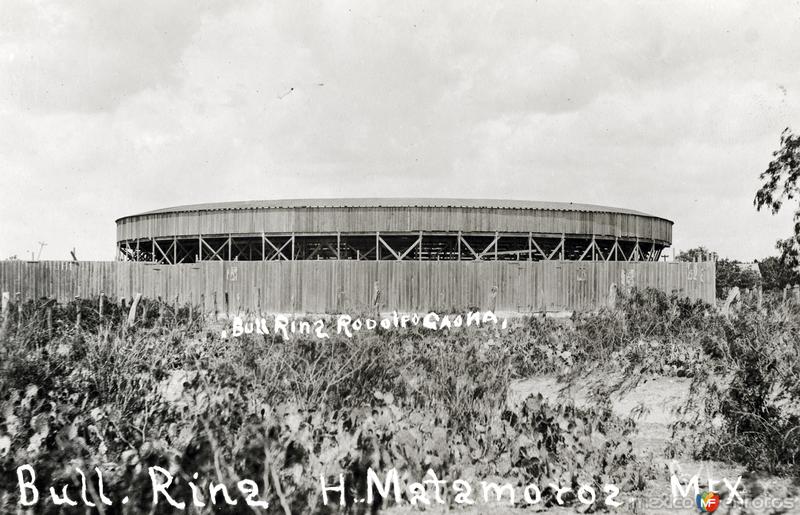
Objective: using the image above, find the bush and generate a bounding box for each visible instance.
[0,298,646,513]
[671,301,800,476]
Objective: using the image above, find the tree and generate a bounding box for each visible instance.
[675,246,717,262]
[715,258,760,294]
[759,255,800,291]
[755,128,800,261]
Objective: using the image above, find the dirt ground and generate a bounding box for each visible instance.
[388,375,799,514]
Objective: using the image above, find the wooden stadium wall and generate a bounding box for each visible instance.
[0,260,715,313]
[117,207,673,243]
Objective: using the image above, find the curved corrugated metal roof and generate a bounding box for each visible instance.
[119,198,670,222]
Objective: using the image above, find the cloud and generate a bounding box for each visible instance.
[0,0,238,112]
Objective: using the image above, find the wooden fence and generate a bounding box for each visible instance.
[0,260,715,314]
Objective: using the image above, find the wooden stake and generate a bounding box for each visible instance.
[75,296,81,329]
[17,292,22,332]
[127,293,142,327]
[47,305,53,339]
[488,286,498,312]
[0,292,10,341]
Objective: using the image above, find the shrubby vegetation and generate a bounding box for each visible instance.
[0,289,798,513]
[0,298,646,513]
[669,297,800,477]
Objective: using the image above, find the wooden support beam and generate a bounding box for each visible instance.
[325,242,338,258]
[398,235,422,260]
[201,238,227,261]
[477,233,501,259]
[153,238,174,264]
[306,243,324,260]
[528,232,533,262]
[337,232,341,260]
[595,239,606,261]
[578,240,593,261]
[176,240,189,264]
[378,235,402,260]
[264,237,290,260]
[548,239,562,261]
[530,236,547,260]
[457,231,462,261]
[229,238,252,261]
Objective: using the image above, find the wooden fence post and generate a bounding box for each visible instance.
[47,303,53,339]
[17,292,23,333]
[608,283,618,310]
[0,292,9,341]
[372,281,381,315]
[127,293,142,327]
[723,287,740,318]
[99,291,105,320]
[487,286,498,313]
[74,296,81,329]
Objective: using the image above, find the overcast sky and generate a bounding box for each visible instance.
[2,1,799,261]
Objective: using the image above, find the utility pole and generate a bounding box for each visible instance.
[36,241,47,260]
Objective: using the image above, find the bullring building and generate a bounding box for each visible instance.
[116,198,672,264]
